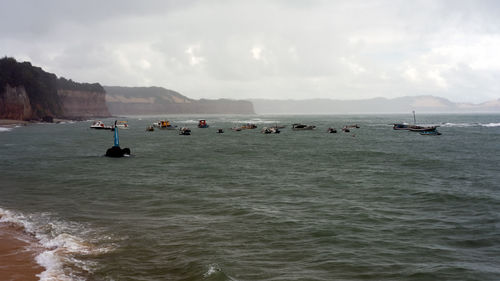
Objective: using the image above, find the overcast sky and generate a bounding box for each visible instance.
[2,0,500,103]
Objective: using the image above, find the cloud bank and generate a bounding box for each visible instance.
[1,0,500,102]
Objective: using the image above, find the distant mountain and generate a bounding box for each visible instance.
[251,96,500,114]
[104,86,255,115]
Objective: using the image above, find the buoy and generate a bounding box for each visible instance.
[105,121,131,157]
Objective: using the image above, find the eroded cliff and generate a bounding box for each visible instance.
[58,90,110,119]
[0,85,33,120]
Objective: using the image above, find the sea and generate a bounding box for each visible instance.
[0,114,499,281]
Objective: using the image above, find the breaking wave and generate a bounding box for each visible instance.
[0,207,117,281]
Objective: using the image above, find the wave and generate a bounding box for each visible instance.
[441,122,500,128]
[0,207,116,281]
[482,122,500,127]
[0,127,12,132]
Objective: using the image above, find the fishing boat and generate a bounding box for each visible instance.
[90,120,113,130]
[154,120,177,130]
[198,120,209,128]
[179,127,191,135]
[394,111,439,132]
[146,126,154,132]
[342,127,350,132]
[327,128,337,133]
[292,123,316,130]
[231,127,242,131]
[241,123,258,129]
[261,127,280,134]
[345,124,360,129]
[217,128,224,134]
[116,121,129,129]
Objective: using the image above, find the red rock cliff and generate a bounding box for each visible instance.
[0,85,33,120]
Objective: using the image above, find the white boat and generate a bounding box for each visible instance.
[179,127,191,135]
[90,120,113,130]
[261,127,280,134]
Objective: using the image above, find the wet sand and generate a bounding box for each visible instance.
[0,222,43,281]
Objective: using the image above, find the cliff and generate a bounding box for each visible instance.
[105,86,255,115]
[0,85,33,120]
[58,89,110,119]
[0,57,110,120]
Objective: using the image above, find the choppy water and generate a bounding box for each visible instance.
[1,114,499,281]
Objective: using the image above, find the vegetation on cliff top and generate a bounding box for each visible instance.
[0,57,105,119]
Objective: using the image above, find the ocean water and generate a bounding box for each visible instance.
[0,114,499,281]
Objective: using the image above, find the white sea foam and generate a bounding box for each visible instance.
[232,119,280,124]
[441,122,478,127]
[482,122,500,127]
[0,127,12,132]
[441,122,500,128]
[176,119,199,124]
[0,207,114,281]
[203,263,222,278]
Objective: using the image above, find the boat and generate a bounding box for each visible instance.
[393,123,411,130]
[231,127,242,131]
[198,120,209,128]
[146,126,154,132]
[342,127,350,132]
[241,123,258,129]
[345,124,360,129]
[116,121,129,129]
[90,120,113,130]
[261,127,280,134]
[292,123,316,130]
[409,126,439,132]
[179,127,191,135]
[154,120,177,130]
[420,130,442,136]
[217,128,224,134]
[327,128,337,133]
[394,111,439,132]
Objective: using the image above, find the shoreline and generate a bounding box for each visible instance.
[0,221,44,281]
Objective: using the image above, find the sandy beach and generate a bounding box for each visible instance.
[0,221,43,281]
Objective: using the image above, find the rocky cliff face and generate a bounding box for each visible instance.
[0,85,33,120]
[1,57,111,120]
[58,90,110,119]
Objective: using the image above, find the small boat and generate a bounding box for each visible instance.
[261,127,280,134]
[217,128,224,134]
[420,130,442,136]
[179,127,191,135]
[91,120,113,130]
[116,120,129,129]
[345,124,360,129]
[198,120,209,128]
[241,123,258,129]
[393,123,410,130]
[327,128,337,133]
[146,126,154,132]
[231,127,242,131]
[154,120,177,130]
[292,123,316,131]
[342,127,350,132]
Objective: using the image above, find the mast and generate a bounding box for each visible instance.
[412,110,416,125]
